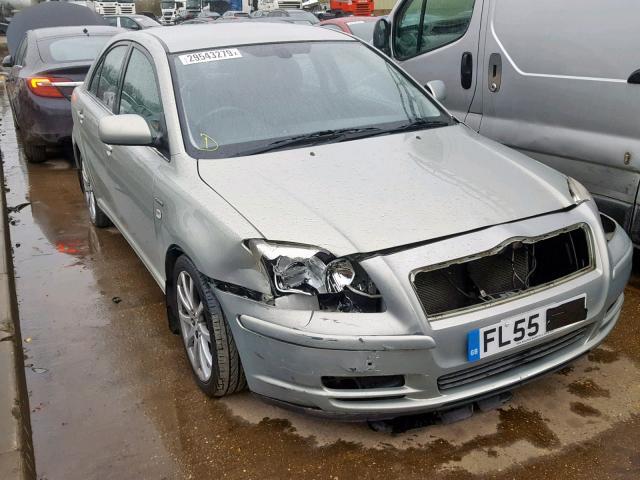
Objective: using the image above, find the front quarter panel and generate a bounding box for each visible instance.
[154,153,269,293]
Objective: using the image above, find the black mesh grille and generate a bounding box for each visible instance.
[437,327,587,391]
[412,226,591,317]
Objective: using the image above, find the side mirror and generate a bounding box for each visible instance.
[425,80,447,102]
[99,114,153,146]
[2,55,13,68]
[373,18,391,56]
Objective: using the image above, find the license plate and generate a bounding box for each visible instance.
[467,295,587,362]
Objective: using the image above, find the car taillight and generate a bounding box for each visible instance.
[26,77,71,98]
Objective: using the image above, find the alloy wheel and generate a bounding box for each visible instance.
[177,271,213,382]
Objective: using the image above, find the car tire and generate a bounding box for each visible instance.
[24,144,47,163]
[173,255,247,397]
[79,157,111,228]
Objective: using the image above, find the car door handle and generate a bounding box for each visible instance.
[105,145,113,156]
[628,69,640,84]
[461,52,473,89]
[77,110,84,124]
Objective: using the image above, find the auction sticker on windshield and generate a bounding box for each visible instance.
[467,295,587,362]
[179,48,242,65]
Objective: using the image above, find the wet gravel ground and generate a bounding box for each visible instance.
[1,88,639,480]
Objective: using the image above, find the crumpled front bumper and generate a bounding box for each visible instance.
[216,203,632,420]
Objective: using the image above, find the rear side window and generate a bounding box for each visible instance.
[38,35,111,63]
[95,45,128,110]
[14,38,28,66]
[394,0,476,60]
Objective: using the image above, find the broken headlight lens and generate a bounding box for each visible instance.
[567,177,592,205]
[246,240,382,312]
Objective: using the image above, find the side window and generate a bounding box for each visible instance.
[105,16,118,27]
[14,38,27,66]
[394,0,476,60]
[88,59,103,95]
[118,48,167,153]
[95,45,128,111]
[120,17,139,30]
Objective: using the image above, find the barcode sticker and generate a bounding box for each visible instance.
[179,48,242,65]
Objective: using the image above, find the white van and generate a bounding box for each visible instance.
[374,0,640,244]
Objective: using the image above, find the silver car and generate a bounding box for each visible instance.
[71,24,632,420]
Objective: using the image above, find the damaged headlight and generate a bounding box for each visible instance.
[567,177,592,205]
[246,239,382,312]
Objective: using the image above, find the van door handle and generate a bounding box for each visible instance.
[461,52,473,89]
[77,110,84,124]
[105,145,113,156]
[628,69,640,84]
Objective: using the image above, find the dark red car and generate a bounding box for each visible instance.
[3,25,119,162]
[319,16,380,43]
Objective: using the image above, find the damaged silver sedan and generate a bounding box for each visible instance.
[71,23,633,420]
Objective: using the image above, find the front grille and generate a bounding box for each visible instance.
[103,6,117,14]
[412,225,592,318]
[437,327,587,391]
[120,5,134,14]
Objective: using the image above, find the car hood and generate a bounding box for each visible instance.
[197,125,574,256]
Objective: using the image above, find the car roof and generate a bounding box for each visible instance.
[31,25,121,40]
[141,22,353,53]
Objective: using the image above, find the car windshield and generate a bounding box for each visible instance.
[347,21,376,43]
[161,2,175,8]
[171,41,452,158]
[38,35,111,63]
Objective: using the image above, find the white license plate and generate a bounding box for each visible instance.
[467,295,586,362]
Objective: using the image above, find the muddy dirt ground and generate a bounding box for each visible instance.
[1,88,639,479]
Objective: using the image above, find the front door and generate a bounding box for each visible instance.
[391,0,484,120]
[109,46,169,271]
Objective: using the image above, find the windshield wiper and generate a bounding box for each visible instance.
[244,127,382,155]
[382,118,452,134]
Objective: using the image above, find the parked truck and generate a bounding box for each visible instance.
[329,0,373,16]
[67,1,137,15]
[160,0,185,24]
[257,0,303,11]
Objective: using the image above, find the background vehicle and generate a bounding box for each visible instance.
[203,0,251,15]
[71,23,631,420]
[265,8,319,24]
[221,10,249,18]
[86,1,136,15]
[320,15,378,41]
[196,5,221,20]
[3,25,118,162]
[160,0,185,24]
[104,14,161,29]
[180,0,203,21]
[257,0,303,12]
[375,0,640,244]
[330,0,373,17]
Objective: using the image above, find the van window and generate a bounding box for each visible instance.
[394,0,476,60]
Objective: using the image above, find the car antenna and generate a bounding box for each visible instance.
[83,28,89,35]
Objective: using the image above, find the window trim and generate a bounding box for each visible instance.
[392,0,476,61]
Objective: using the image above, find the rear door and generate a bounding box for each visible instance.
[76,43,129,216]
[390,0,484,120]
[479,0,640,234]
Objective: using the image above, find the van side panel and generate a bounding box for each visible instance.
[479,0,640,238]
